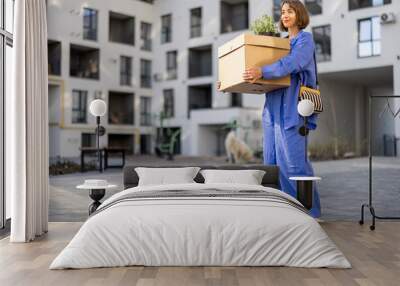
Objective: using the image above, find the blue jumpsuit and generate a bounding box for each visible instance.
[261,30,321,217]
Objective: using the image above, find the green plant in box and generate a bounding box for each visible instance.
[250,15,280,37]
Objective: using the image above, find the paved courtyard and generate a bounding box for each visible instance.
[50,155,400,222]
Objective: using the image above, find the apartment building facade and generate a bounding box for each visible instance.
[305,0,400,156]
[47,0,155,160]
[47,0,400,159]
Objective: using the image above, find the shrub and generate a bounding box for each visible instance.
[49,158,96,175]
[250,15,278,35]
[308,139,354,161]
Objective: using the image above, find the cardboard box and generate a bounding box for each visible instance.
[218,33,291,94]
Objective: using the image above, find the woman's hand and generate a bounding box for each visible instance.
[217,81,227,93]
[216,81,221,91]
[243,67,262,83]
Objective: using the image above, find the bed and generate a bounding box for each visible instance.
[50,165,351,269]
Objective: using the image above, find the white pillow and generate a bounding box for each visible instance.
[135,167,201,186]
[200,169,266,185]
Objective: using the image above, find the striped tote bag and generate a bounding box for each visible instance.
[298,52,324,114]
[299,85,323,113]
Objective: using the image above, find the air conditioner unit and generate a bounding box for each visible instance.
[380,12,396,24]
[153,73,164,82]
[166,70,177,80]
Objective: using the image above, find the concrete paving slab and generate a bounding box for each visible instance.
[49,156,400,222]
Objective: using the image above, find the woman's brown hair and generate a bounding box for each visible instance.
[279,0,310,32]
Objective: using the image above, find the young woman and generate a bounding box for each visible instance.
[224,0,321,217]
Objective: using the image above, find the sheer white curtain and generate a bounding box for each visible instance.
[8,0,49,242]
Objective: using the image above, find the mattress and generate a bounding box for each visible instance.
[50,183,351,269]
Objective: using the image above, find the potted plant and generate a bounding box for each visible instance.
[250,15,280,37]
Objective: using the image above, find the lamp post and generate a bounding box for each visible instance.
[289,100,321,210]
[89,99,107,173]
[297,99,315,162]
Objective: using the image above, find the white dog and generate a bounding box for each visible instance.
[225,131,254,164]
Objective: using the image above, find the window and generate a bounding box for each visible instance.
[120,56,132,86]
[140,97,152,126]
[231,93,242,107]
[48,40,61,75]
[190,7,202,38]
[140,59,152,88]
[161,14,172,44]
[273,0,281,22]
[349,0,391,10]
[312,25,331,62]
[140,22,152,51]
[189,45,212,78]
[305,0,322,15]
[109,11,135,46]
[358,17,381,58]
[221,0,249,34]
[166,51,178,80]
[163,89,174,118]
[83,8,98,41]
[70,44,100,79]
[72,90,88,123]
[1,0,15,229]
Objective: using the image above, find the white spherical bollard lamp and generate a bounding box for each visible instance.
[89,99,107,117]
[297,99,314,136]
[298,99,315,117]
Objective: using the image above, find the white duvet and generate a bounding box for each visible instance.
[50,183,351,269]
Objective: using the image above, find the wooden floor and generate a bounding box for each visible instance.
[0,222,399,286]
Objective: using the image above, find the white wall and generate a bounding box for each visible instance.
[394,64,400,140]
[309,81,362,150]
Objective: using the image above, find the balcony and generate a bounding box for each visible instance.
[108,91,134,125]
[70,44,99,80]
[305,0,322,15]
[230,93,243,107]
[220,0,249,34]
[349,0,392,11]
[188,45,212,78]
[188,85,212,118]
[109,12,135,46]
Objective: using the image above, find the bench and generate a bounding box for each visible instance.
[80,147,103,172]
[103,147,126,169]
[80,147,127,172]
